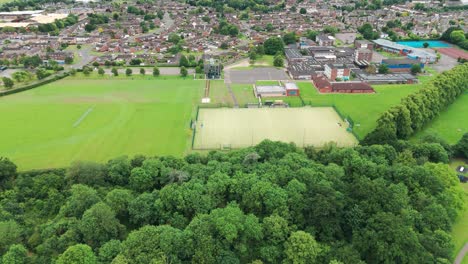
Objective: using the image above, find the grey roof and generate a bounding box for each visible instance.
[288,60,323,76]
[373,39,409,50]
[284,82,299,90]
[256,85,285,93]
[382,58,420,65]
[285,48,303,60]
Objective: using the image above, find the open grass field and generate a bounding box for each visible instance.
[0,76,203,170]
[193,107,358,150]
[298,82,422,139]
[450,159,468,264]
[231,84,258,106]
[413,93,468,144]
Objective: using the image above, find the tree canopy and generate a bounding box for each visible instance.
[0,137,464,263]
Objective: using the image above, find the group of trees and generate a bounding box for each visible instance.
[441,27,468,50]
[364,63,468,145]
[358,23,380,40]
[37,14,78,34]
[106,67,160,77]
[0,138,464,263]
[84,14,109,32]
[214,20,239,37]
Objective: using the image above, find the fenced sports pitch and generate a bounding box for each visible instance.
[192,107,358,150]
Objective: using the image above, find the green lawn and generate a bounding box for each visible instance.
[231,84,258,107]
[450,159,468,264]
[413,93,468,144]
[208,80,234,107]
[0,76,204,170]
[298,82,422,139]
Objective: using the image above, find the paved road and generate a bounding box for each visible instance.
[67,46,95,70]
[454,243,468,264]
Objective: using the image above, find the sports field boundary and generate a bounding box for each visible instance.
[0,72,69,97]
[192,107,359,150]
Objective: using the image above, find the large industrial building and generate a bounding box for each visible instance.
[372,39,437,63]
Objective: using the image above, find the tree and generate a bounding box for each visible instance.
[140,68,145,75]
[2,244,27,264]
[180,66,188,77]
[56,244,97,264]
[59,184,101,218]
[153,67,160,77]
[98,240,122,263]
[264,37,285,55]
[423,42,429,48]
[104,189,134,220]
[454,133,468,158]
[98,67,105,76]
[249,50,257,63]
[129,167,154,192]
[36,68,50,80]
[378,64,389,74]
[82,66,92,76]
[273,55,284,67]
[411,64,422,75]
[78,203,124,248]
[220,42,229,49]
[0,221,22,253]
[168,33,181,44]
[106,156,132,186]
[179,55,189,67]
[125,68,132,76]
[0,157,17,185]
[450,30,466,44]
[64,56,74,64]
[358,23,379,40]
[111,67,119,76]
[120,225,185,264]
[66,161,106,187]
[283,32,297,45]
[2,77,13,89]
[283,231,324,264]
[299,7,306,14]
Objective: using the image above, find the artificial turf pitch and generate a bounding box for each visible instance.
[193,107,358,150]
[0,77,204,170]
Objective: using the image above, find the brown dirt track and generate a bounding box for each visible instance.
[437,48,468,60]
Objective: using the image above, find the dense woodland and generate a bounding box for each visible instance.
[364,63,468,145]
[0,137,466,264]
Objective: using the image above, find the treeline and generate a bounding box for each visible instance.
[37,14,78,34]
[441,27,468,50]
[0,139,465,263]
[364,63,468,145]
[0,0,74,12]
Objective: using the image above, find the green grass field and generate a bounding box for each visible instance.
[298,82,422,139]
[0,76,203,170]
[231,84,258,106]
[413,93,468,144]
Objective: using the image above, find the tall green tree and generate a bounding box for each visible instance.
[56,244,97,264]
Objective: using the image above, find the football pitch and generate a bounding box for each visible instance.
[192,107,358,150]
[0,77,204,170]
